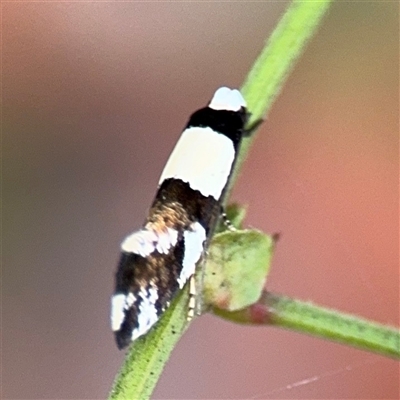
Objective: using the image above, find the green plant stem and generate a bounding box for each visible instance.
[214,291,400,360]
[109,289,190,400]
[232,0,332,190]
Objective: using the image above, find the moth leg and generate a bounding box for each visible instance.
[244,117,264,137]
[187,274,196,321]
[221,206,236,232]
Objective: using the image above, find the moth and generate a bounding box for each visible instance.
[111,87,249,349]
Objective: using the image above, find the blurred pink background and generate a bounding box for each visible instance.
[3,2,398,399]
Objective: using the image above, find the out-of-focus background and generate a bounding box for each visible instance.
[3,2,398,399]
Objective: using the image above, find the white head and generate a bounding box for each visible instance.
[209,87,246,112]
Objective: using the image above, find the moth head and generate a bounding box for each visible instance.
[209,87,246,112]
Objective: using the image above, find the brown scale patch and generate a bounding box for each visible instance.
[146,200,191,233]
[148,178,221,233]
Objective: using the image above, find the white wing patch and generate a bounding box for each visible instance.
[131,286,159,341]
[178,222,207,288]
[159,126,235,199]
[121,227,178,256]
[111,293,131,332]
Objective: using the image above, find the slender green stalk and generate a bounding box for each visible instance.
[233,0,332,188]
[109,289,190,400]
[214,291,400,360]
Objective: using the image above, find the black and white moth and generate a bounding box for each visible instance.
[111,87,249,349]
